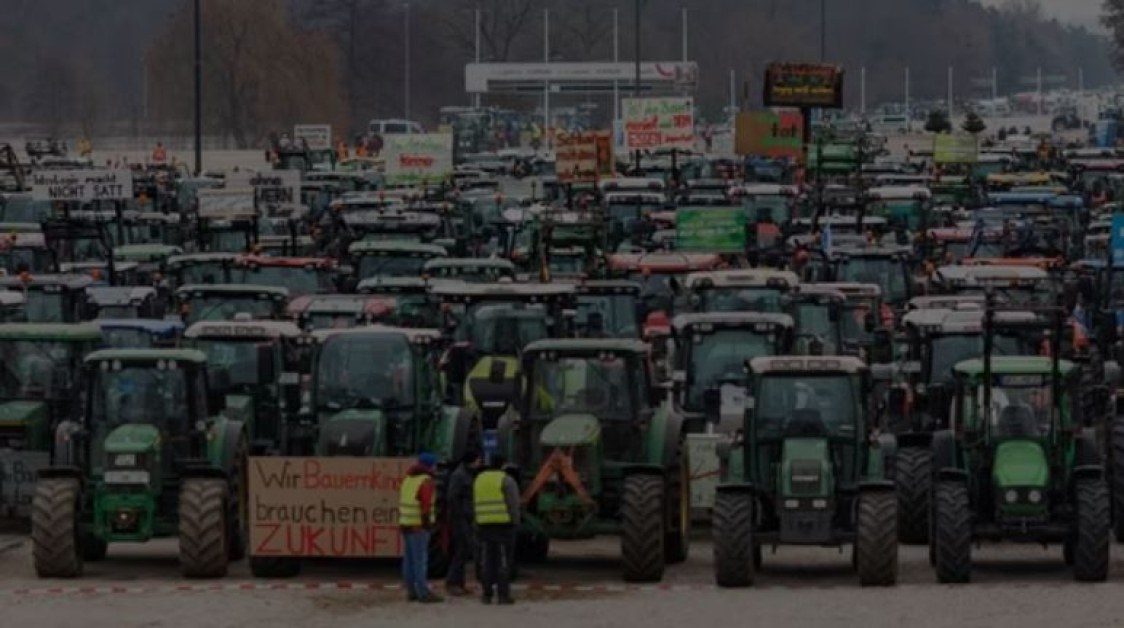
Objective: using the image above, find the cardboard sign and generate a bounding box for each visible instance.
[933,134,980,164]
[250,170,302,213]
[686,434,721,511]
[0,450,48,517]
[676,207,746,253]
[249,457,414,558]
[735,111,804,158]
[30,169,134,202]
[763,63,844,109]
[555,130,614,183]
[622,97,695,151]
[383,134,453,185]
[294,124,332,151]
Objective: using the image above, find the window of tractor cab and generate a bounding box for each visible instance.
[234,265,329,298]
[927,335,1020,385]
[548,253,586,275]
[101,327,156,349]
[91,364,189,428]
[460,304,549,355]
[0,247,52,274]
[575,294,639,339]
[356,253,429,280]
[963,374,1056,439]
[837,258,906,304]
[175,262,229,285]
[305,311,359,331]
[753,374,858,440]
[696,287,785,314]
[23,291,71,323]
[685,329,775,411]
[194,340,270,391]
[793,302,838,353]
[531,354,637,421]
[0,340,78,399]
[184,296,277,324]
[316,335,414,411]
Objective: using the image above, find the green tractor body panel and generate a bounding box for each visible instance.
[103,424,161,455]
[779,438,834,498]
[97,425,164,542]
[0,401,48,450]
[992,440,1050,488]
[540,414,601,447]
[317,409,387,456]
[223,394,254,426]
[640,405,680,467]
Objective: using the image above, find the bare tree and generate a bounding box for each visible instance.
[440,0,540,62]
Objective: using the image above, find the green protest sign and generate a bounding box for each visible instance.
[676,207,746,253]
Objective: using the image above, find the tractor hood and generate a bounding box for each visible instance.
[539,414,601,447]
[992,440,1049,488]
[780,438,832,498]
[104,424,161,454]
[0,400,46,424]
[318,409,387,456]
[223,394,254,425]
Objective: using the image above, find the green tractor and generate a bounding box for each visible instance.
[32,349,249,578]
[499,339,689,582]
[713,356,898,587]
[929,312,1109,582]
[250,326,477,578]
[0,323,102,517]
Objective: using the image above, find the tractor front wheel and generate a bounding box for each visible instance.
[1073,479,1110,582]
[621,474,665,582]
[1110,419,1124,542]
[855,491,898,586]
[179,478,230,578]
[933,481,971,583]
[712,491,754,587]
[31,478,83,578]
[665,441,691,564]
[227,437,249,562]
[895,447,931,544]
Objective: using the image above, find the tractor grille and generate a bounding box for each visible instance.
[0,425,28,449]
[789,460,822,496]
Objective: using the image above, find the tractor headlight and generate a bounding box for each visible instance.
[114,454,137,468]
[104,470,151,486]
[1028,490,1043,504]
[1004,489,1018,504]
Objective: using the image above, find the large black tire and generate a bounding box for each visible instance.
[250,557,301,578]
[179,478,230,578]
[1073,479,1110,582]
[227,437,249,562]
[895,447,931,545]
[1110,419,1124,542]
[665,440,691,564]
[856,491,899,586]
[712,491,754,587]
[932,482,971,583]
[621,474,665,582]
[31,478,83,578]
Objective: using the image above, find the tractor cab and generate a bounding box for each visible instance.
[786,285,847,356]
[233,255,338,298]
[0,225,52,274]
[571,280,643,340]
[96,319,183,349]
[356,277,442,328]
[683,269,799,314]
[931,265,1056,307]
[184,320,305,455]
[194,189,259,253]
[166,252,237,288]
[85,286,165,320]
[0,274,94,322]
[808,245,914,309]
[814,283,892,358]
[864,186,931,232]
[607,253,723,323]
[422,257,516,284]
[175,284,289,325]
[347,240,447,282]
[286,294,397,331]
[925,227,1006,264]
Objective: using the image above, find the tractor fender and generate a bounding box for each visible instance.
[433,405,475,463]
[896,431,934,451]
[210,419,248,475]
[1071,464,1105,483]
[858,480,897,493]
[642,407,685,468]
[1074,428,1102,468]
[715,482,755,496]
[930,429,959,474]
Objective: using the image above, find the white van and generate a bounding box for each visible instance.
[368,119,424,136]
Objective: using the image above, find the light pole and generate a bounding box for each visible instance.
[819,0,826,61]
[633,0,641,169]
[613,8,619,123]
[193,0,201,176]
[473,5,481,109]
[404,2,411,120]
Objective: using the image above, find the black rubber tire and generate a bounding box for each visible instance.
[179,478,230,578]
[1073,479,1110,582]
[1110,419,1124,543]
[933,481,971,583]
[895,447,931,545]
[856,491,899,586]
[250,557,301,578]
[227,437,249,562]
[665,440,691,564]
[621,474,665,582]
[81,536,108,562]
[712,491,754,587]
[31,478,83,578]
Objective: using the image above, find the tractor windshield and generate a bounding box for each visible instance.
[972,374,1055,439]
[194,340,266,391]
[686,330,774,410]
[838,258,907,304]
[355,254,428,280]
[929,334,1020,385]
[183,295,278,324]
[101,328,158,349]
[235,265,330,298]
[575,294,639,338]
[174,262,228,285]
[91,365,188,427]
[754,374,858,440]
[792,302,840,353]
[316,335,414,410]
[0,340,77,400]
[531,355,636,421]
[464,305,549,355]
[22,291,68,323]
[697,288,784,314]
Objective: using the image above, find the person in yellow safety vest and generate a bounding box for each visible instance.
[473,453,520,605]
[398,452,444,603]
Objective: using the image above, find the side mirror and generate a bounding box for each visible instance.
[703,387,722,424]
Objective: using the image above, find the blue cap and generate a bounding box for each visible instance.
[418,452,439,468]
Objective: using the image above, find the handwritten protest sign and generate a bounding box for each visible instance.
[383,134,453,185]
[30,169,134,202]
[622,97,695,151]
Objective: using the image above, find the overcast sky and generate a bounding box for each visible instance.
[979,0,1103,28]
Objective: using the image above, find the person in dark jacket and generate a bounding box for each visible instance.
[474,454,521,605]
[444,449,482,595]
[398,452,443,603]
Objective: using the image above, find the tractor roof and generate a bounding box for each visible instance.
[347,240,447,256]
[792,284,847,302]
[0,291,24,306]
[901,308,1040,332]
[569,280,642,294]
[684,269,799,290]
[0,273,93,290]
[235,255,336,269]
[750,355,867,375]
[356,277,430,293]
[311,324,441,344]
[672,312,794,332]
[96,319,184,335]
[86,286,157,305]
[812,282,882,298]
[607,252,721,272]
[167,252,239,266]
[176,284,290,298]
[953,357,1075,378]
[113,243,184,261]
[429,282,575,300]
[0,322,102,342]
[423,257,516,271]
[934,265,1050,285]
[524,338,648,355]
[184,320,303,340]
[907,295,987,310]
[85,348,207,365]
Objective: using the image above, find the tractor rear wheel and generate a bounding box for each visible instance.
[712,491,754,587]
[933,481,971,583]
[31,478,83,578]
[665,440,691,564]
[855,491,898,586]
[1073,479,1110,582]
[1110,419,1124,542]
[179,478,229,578]
[621,474,665,582]
[227,437,249,562]
[895,447,931,544]
[250,557,301,578]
